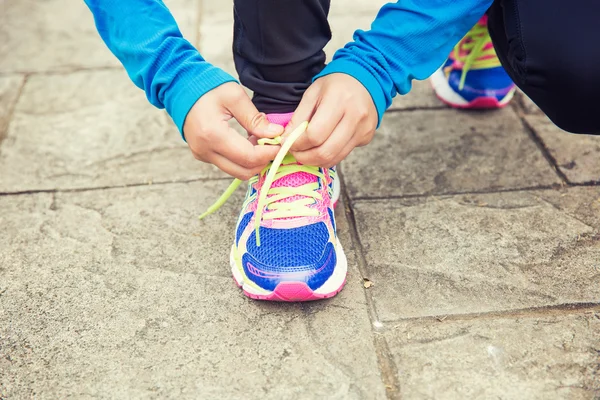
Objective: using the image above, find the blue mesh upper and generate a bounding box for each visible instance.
[242,242,336,291]
[236,212,253,245]
[448,66,514,102]
[246,222,329,268]
[327,208,336,236]
[240,221,335,291]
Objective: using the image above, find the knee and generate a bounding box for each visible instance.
[525,52,600,134]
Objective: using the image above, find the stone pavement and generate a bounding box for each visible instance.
[1,0,599,398]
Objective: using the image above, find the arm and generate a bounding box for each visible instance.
[315,0,493,124]
[84,0,236,134]
[285,0,493,167]
[84,0,284,180]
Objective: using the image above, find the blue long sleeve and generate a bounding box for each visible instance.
[315,0,493,125]
[84,0,237,136]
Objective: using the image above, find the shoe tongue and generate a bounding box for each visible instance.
[271,164,319,190]
[268,157,319,209]
[263,113,320,213]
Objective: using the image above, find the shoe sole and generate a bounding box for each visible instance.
[430,68,515,109]
[230,239,348,302]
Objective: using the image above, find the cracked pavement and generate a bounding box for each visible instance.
[1,0,599,399]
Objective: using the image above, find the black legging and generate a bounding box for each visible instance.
[233,0,599,134]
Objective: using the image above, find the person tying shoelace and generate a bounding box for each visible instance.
[85,0,600,301]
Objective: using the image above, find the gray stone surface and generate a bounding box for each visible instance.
[389,81,444,111]
[0,75,24,135]
[329,0,389,15]
[198,10,236,77]
[3,0,600,397]
[343,108,560,198]
[0,181,385,399]
[0,70,226,193]
[0,0,198,73]
[535,186,600,229]
[352,188,600,321]
[200,0,388,19]
[385,312,600,399]
[518,91,543,115]
[526,114,600,184]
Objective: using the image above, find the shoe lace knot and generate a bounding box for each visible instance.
[199,121,323,247]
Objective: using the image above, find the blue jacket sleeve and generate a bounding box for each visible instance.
[84,0,237,136]
[315,0,493,125]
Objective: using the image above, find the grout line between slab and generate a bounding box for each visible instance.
[7,176,594,201]
[338,164,402,400]
[384,105,448,115]
[0,176,232,197]
[571,181,600,187]
[380,302,600,325]
[0,66,124,77]
[0,74,28,148]
[349,183,563,203]
[513,102,571,185]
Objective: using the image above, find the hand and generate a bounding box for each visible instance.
[183,82,284,180]
[283,73,378,168]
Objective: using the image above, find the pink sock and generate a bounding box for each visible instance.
[266,112,294,128]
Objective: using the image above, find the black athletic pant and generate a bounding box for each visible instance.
[233,0,599,134]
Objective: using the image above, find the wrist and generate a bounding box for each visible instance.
[164,64,238,140]
[314,59,389,128]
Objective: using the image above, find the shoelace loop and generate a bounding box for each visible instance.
[452,23,501,90]
[199,121,323,247]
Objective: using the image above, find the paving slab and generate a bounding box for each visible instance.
[0,70,228,193]
[0,0,198,73]
[0,74,24,135]
[352,188,600,321]
[0,181,384,399]
[343,108,560,199]
[198,11,237,77]
[330,0,389,16]
[518,91,543,115]
[534,186,600,229]
[525,114,600,184]
[384,311,600,399]
[200,0,388,19]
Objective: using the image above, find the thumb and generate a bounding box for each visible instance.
[227,93,283,139]
[283,91,318,150]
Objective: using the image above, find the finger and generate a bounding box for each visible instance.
[207,152,266,181]
[283,88,318,140]
[289,97,344,152]
[292,115,354,167]
[213,127,279,169]
[326,135,359,168]
[226,90,283,139]
[247,134,259,145]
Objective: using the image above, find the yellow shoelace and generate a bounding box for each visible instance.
[199,121,324,246]
[452,23,502,90]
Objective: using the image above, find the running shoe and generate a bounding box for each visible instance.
[431,16,516,109]
[199,114,346,302]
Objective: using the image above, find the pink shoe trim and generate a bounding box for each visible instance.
[241,280,347,302]
[435,93,510,109]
